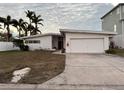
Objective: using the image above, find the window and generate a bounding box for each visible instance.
[117,7,120,14]
[33,40,40,43]
[114,24,117,32]
[25,40,40,44]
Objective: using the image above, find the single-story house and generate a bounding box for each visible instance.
[21,29,117,53]
[21,33,63,51]
[60,29,117,53]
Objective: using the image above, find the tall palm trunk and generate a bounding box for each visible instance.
[25,30,28,36]
[6,25,10,42]
[18,29,21,38]
[35,23,38,35]
[29,20,32,35]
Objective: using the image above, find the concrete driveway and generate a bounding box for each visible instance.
[38,54,124,89]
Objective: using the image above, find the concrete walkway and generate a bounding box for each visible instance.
[1,54,124,89]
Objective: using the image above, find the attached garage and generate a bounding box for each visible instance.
[60,29,117,53]
[70,38,104,53]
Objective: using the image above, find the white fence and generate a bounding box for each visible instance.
[0,42,20,51]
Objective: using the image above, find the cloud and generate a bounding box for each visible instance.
[0,3,113,35]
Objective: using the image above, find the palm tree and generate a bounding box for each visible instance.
[25,10,34,35]
[27,24,36,35]
[29,25,41,35]
[32,13,43,35]
[4,15,11,41]
[0,17,5,31]
[25,10,34,24]
[12,18,28,38]
[0,15,15,41]
[22,22,28,36]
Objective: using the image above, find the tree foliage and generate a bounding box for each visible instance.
[0,10,44,41]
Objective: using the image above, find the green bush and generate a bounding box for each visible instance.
[19,45,29,51]
[62,48,65,53]
[13,39,29,51]
[105,49,116,54]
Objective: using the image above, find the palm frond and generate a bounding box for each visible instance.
[0,17,6,23]
[37,29,41,33]
[38,23,43,26]
[7,15,11,21]
[38,18,43,22]
[19,18,23,23]
[37,15,41,18]
[12,24,18,28]
[23,22,28,25]
[10,19,18,24]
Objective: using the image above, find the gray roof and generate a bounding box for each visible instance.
[21,33,61,39]
[101,3,124,19]
[60,29,117,35]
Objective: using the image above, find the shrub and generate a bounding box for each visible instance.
[24,45,29,51]
[61,48,65,53]
[105,49,116,54]
[109,41,115,49]
[19,45,29,51]
[13,39,29,51]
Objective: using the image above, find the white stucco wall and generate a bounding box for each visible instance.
[0,42,19,51]
[64,33,110,53]
[104,37,109,50]
[24,36,52,50]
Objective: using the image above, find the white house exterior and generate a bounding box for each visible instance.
[60,29,117,53]
[0,42,19,51]
[20,29,116,53]
[21,33,63,51]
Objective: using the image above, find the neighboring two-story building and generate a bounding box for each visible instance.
[101,3,124,48]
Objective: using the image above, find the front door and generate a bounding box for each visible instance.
[58,37,63,50]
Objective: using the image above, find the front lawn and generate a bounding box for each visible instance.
[0,50,65,84]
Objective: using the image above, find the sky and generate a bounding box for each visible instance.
[0,3,114,36]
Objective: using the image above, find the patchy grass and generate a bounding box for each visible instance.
[0,50,65,84]
[106,49,124,57]
[113,49,124,57]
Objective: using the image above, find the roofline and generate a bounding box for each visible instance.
[101,3,124,19]
[21,33,61,39]
[60,29,117,35]
[60,29,100,32]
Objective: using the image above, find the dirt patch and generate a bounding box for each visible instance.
[0,50,65,84]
